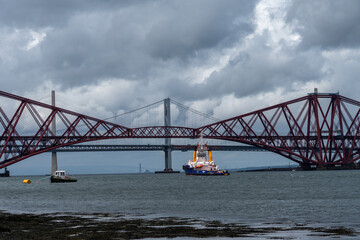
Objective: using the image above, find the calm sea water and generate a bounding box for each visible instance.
[1,171,360,236]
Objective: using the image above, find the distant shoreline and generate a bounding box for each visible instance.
[237,166,360,172]
[237,167,299,172]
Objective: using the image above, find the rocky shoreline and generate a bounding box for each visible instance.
[0,211,358,239]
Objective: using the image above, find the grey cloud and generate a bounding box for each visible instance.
[144,0,255,60]
[0,0,137,28]
[165,33,326,102]
[37,0,258,88]
[286,0,360,49]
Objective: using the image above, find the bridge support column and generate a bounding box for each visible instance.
[164,98,173,172]
[164,146,172,171]
[155,98,180,173]
[51,90,58,176]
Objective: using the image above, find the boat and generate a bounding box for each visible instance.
[50,170,77,183]
[183,135,229,176]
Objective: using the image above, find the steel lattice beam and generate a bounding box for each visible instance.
[0,91,131,168]
[199,93,360,168]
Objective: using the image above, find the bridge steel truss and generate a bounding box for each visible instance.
[1,90,360,169]
[199,93,360,169]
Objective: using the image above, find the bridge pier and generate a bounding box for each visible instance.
[164,146,172,171]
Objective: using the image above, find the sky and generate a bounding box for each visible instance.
[1,0,360,175]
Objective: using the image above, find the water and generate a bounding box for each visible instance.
[1,171,360,237]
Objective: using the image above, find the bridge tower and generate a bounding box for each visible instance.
[164,97,172,171]
[155,98,180,173]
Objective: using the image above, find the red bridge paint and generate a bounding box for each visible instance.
[0,91,360,169]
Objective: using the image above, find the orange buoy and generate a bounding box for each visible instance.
[23,179,31,184]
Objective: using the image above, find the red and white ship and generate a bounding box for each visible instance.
[183,135,229,176]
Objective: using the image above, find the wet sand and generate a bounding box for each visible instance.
[0,211,358,239]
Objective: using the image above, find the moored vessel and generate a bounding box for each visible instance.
[51,170,77,183]
[183,135,229,176]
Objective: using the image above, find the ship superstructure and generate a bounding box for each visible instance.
[183,135,229,176]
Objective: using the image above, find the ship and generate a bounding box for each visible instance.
[50,170,77,183]
[183,135,229,176]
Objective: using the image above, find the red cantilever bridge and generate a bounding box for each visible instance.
[1,90,360,170]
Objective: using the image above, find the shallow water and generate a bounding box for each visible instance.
[1,171,360,238]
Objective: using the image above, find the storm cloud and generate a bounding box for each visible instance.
[1,0,360,119]
[286,0,360,49]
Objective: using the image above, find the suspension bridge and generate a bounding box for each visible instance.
[1,89,360,174]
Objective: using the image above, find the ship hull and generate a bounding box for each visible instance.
[183,165,229,176]
[50,176,77,183]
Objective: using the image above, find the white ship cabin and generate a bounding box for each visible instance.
[54,170,67,177]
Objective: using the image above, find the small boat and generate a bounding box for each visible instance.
[50,170,77,183]
[183,135,229,176]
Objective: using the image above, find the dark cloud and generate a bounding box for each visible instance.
[37,0,257,88]
[204,51,324,98]
[286,0,360,49]
[144,1,254,60]
[0,0,260,111]
[164,32,325,102]
[0,0,136,28]
[3,0,360,116]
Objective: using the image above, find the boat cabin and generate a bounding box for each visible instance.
[54,170,67,177]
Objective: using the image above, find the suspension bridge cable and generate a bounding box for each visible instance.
[102,99,164,121]
[169,99,221,122]
[55,99,164,133]
[55,98,220,133]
